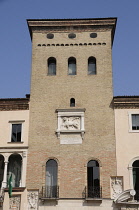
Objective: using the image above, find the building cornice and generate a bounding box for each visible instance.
[113,96,139,109]
[0,98,29,111]
[27,18,117,45]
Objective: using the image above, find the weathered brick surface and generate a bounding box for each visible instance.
[0,98,29,110]
[27,19,117,199]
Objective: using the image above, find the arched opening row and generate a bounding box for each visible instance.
[0,154,22,188]
[48,57,96,75]
[44,159,100,199]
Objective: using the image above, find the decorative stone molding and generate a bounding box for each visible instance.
[22,151,27,158]
[111,176,123,199]
[114,189,136,204]
[27,191,38,210]
[9,195,21,210]
[113,96,139,109]
[28,18,117,45]
[37,42,107,47]
[56,109,85,144]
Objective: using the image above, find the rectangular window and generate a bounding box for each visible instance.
[132,114,139,130]
[11,124,22,142]
[68,63,76,75]
[88,63,96,75]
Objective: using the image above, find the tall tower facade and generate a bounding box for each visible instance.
[27,18,117,209]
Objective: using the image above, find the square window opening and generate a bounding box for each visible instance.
[132,114,139,131]
[11,124,22,142]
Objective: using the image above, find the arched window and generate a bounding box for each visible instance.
[48,57,56,75]
[0,155,4,188]
[88,57,96,75]
[87,160,100,198]
[68,57,76,75]
[7,154,22,187]
[70,98,75,107]
[46,159,58,198]
[132,160,139,200]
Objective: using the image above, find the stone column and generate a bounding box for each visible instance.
[81,114,84,131]
[21,151,27,187]
[128,167,133,189]
[2,156,9,188]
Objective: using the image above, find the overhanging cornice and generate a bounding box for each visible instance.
[114,96,139,109]
[27,18,117,45]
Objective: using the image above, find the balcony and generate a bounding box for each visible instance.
[40,186,59,200]
[134,190,139,201]
[84,186,102,200]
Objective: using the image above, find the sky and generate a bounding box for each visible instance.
[0,0,139,98]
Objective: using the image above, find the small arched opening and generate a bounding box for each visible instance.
[70,98,75,107]
[48,57,56,75]
[68,57,76,75]
[88,57,96,75]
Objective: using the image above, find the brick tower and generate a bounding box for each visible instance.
[27,18,117,210]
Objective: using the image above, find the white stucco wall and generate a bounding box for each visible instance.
[0,110,29,147]
[115,108,139,190]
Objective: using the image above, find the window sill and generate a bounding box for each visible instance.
[57,130,85,133]
[40,197,59,200]
[4,187,25,192]
[129,130,139,133]
[47,74,56,76]
[7,142,24,144]
[68,74,77,75]
[85,198,102,201]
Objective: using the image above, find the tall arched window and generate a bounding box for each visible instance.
[132,160,139,200]
[68,57,76,75]
[87,160,100,198]
[46,159,58,198]
[48,57,56,75]
[7,154,22,187]
[88,57,96,75]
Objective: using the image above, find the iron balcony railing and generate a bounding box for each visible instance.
[134,190,139,201]
[84,186,102,199]
[41,185,59,199]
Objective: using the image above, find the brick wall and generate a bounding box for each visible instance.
[27,19,117,199]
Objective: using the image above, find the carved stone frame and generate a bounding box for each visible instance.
[56,109,85,140]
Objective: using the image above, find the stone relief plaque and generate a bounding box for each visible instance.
[27,191,38,210]
[9,195,21,210]
[61,116,80,130]
[56,110,85,142]
[111,176,123,199]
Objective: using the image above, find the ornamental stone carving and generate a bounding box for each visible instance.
[22,151,27,158]
[56,109,85,142]
[111,176,123,199]
[27,191,38,210]
[9,195,21,210]
[61,117,80,130]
